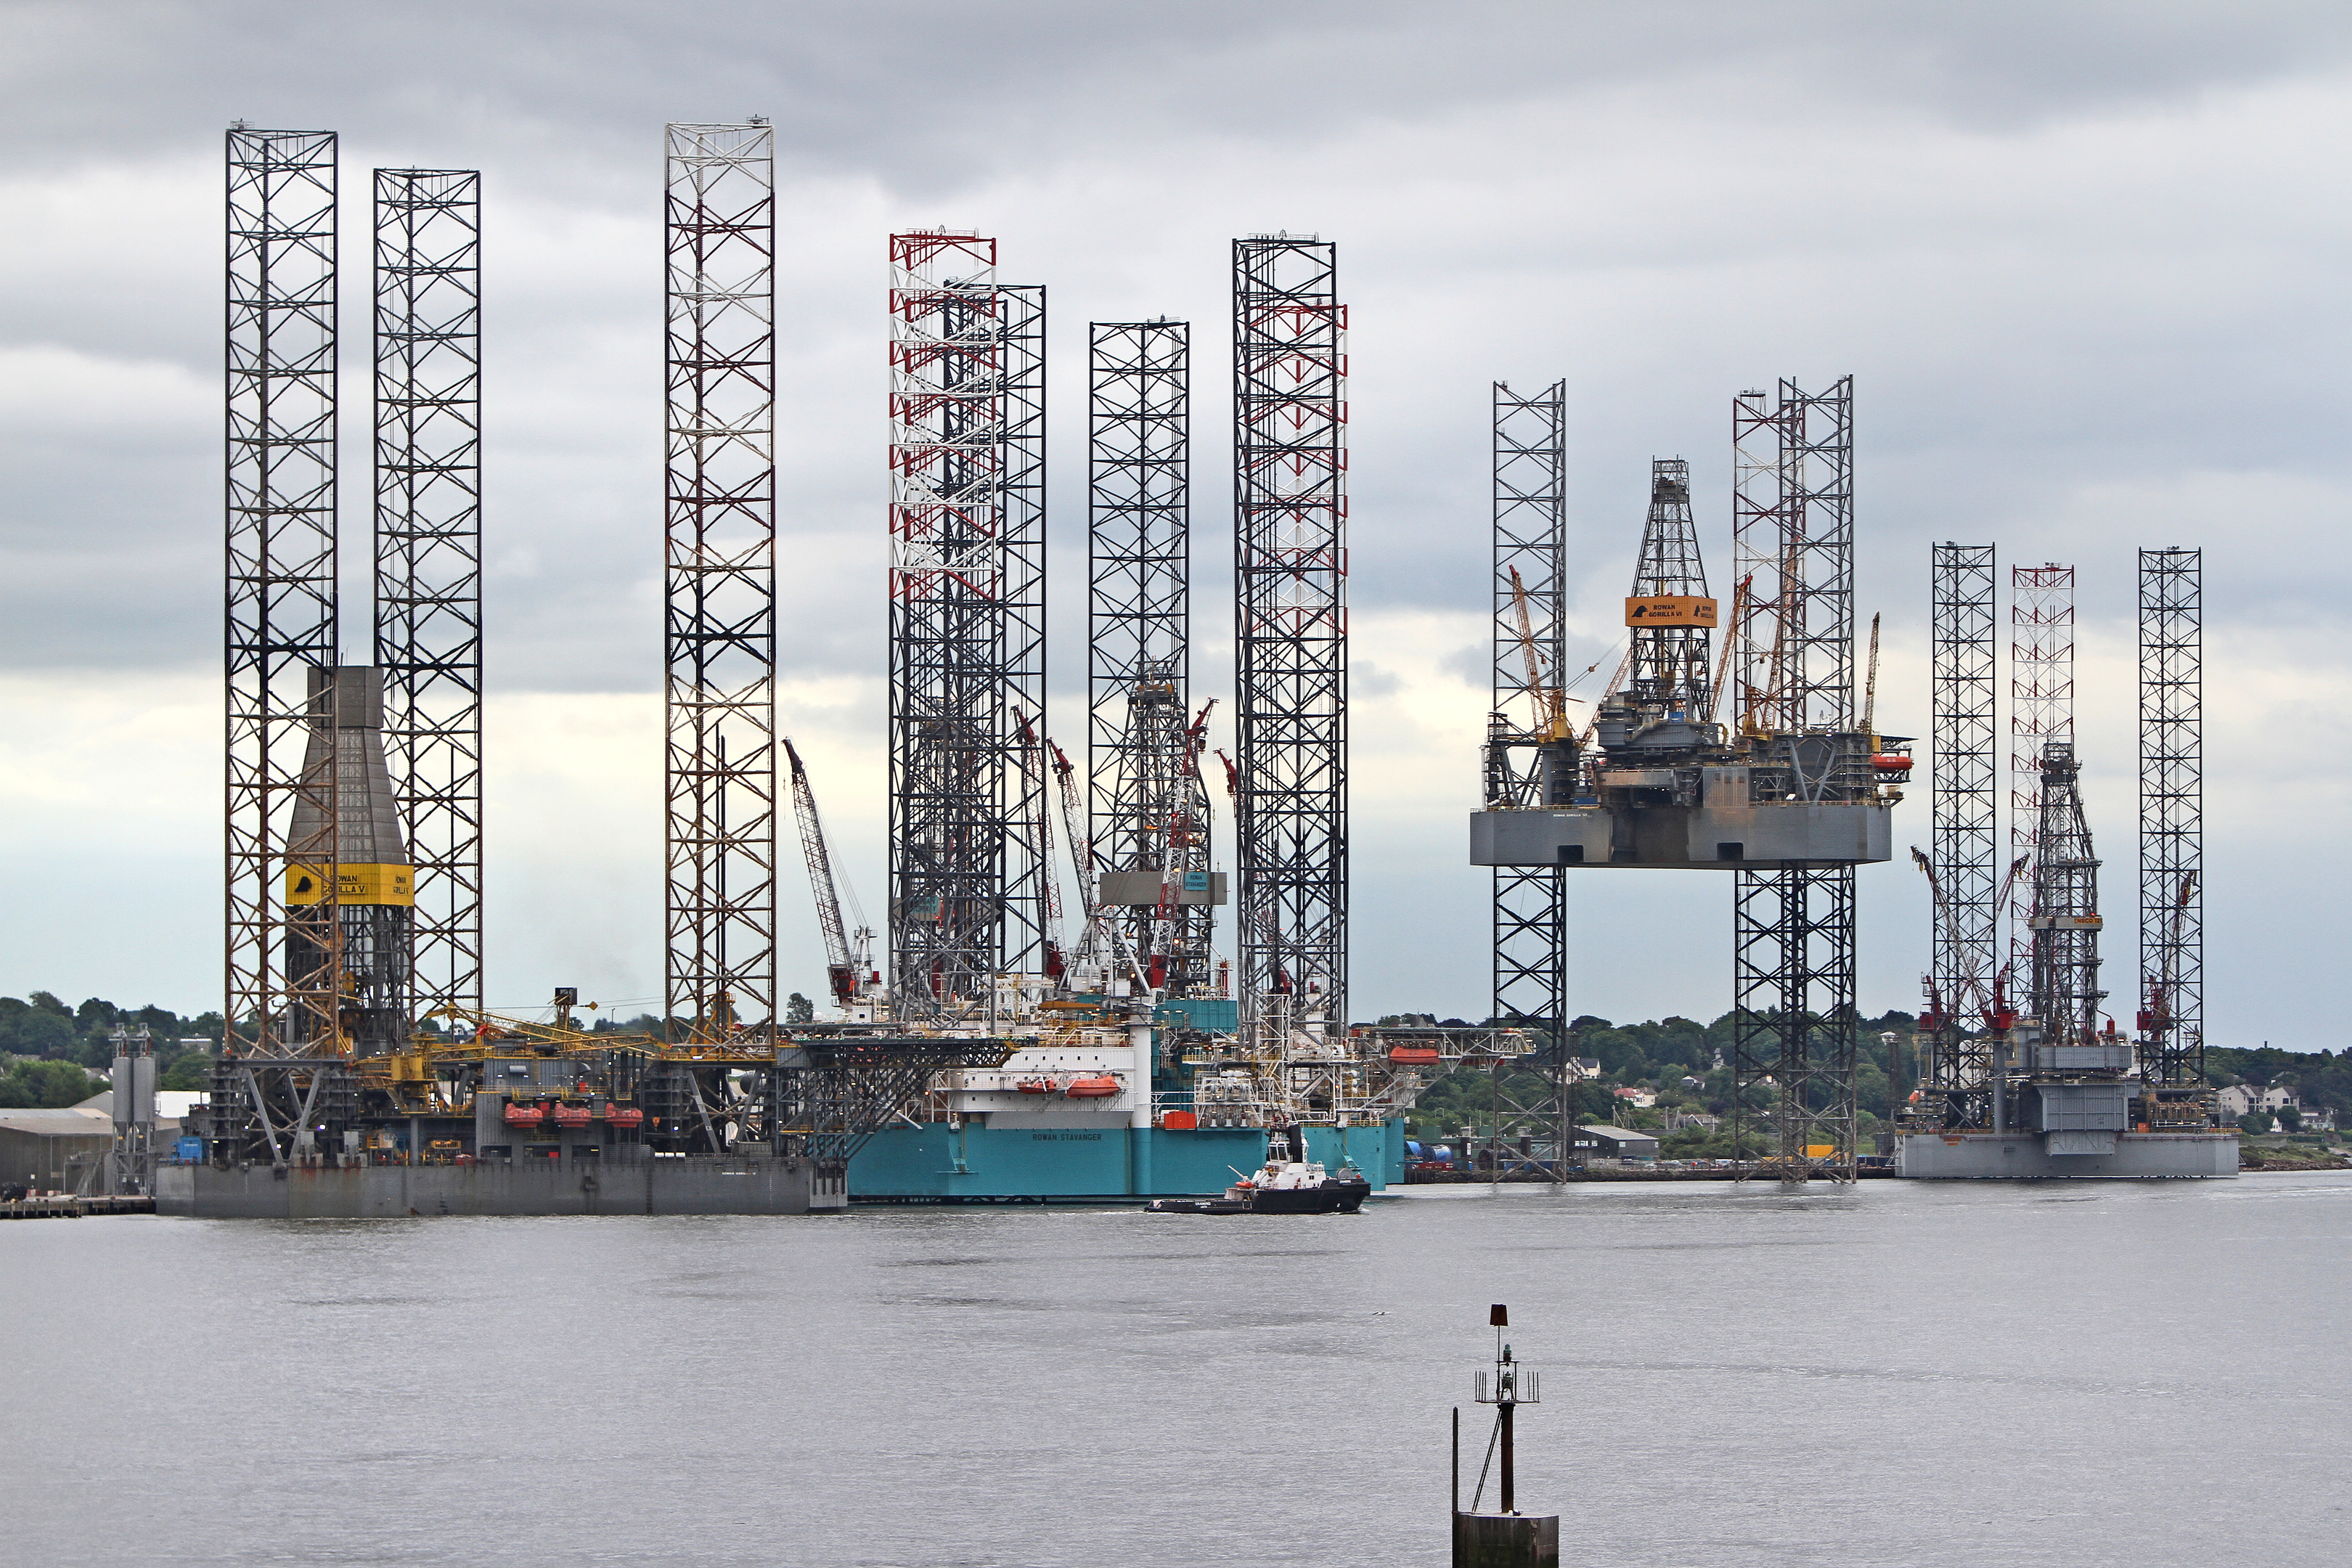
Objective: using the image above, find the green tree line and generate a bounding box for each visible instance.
[0,992,224,1107]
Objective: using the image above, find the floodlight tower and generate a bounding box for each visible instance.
[663,123,777,1038]
[1088,319,1222,995]
[374,167,483,1030]
[1232,236,1347,1047]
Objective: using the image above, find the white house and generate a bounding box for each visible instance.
[2216,1084,2300,1120]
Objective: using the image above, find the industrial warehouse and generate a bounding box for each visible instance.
[126,121,2228,1220]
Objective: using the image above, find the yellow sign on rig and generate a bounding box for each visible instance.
[1625,595,1718,627]
[285,863,415,907]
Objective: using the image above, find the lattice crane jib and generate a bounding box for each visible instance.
[226,126,342,1063]
[2138,549,2204,1110]
[1088,320,1217,996]
[665,123,777,1038]
[1728,379,1861,1181]
[374,167,482,1032]
[1233,237,1347,1045]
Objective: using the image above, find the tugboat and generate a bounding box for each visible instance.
[1145,1129,1372,1214]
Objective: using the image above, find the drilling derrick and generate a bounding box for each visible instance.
[2137,548,2208,1127]
[1232,237,1346,1046]
[889,233,1049,1018]
[1915,544,1999,1129]
[219,126,347,1165]
[664,123,777,1039]
[1087,319,1222,997]
[2026,742,2104,1047]
[286,665,415,1058]
[374,167,482,1032]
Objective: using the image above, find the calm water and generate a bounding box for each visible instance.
[4,1175,2346,1568]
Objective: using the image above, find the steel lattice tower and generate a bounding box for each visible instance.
[1088,320,1214,994]
[373,168,482,1032]
[1488,383,1567,1029]
[1233,236,1347,1044]
[2009,565,2073,985]
[1921,544,1999,1125]
[2137,548,2204,1106]
[996,282,1050,981]
[1729,379,1861,1180]
[1485,382,1572,1175]
[226,126,342,1059]
[664,123,777,1037]
[889,232,1034,1016]
[1630,459,1712,714]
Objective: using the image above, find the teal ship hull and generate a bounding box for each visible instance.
[849,1119,1407,1202]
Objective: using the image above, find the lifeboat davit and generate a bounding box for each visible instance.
[1016,1078,1058,1095]
[605,1106,644,1130]
[502,1101,545,1127]
[1065,1074,1122,1098]
[1387,1046,1442,1066]
[551,1103,592,1129]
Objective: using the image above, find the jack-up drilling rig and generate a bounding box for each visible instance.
[1472,384,1903,1183]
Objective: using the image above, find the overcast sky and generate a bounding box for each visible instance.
[2,1,2347,1041]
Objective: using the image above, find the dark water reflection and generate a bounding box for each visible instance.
[5,1175,2345,1567]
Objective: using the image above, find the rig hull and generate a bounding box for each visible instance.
[1895,1130,2237,1180]
[849,1119,1405,1202]
[157,1152,841,1217]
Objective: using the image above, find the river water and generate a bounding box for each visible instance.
[4,1174,2345,1567]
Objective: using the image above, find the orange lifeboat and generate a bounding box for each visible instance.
[1870,754,1913,774]
[1065,1074,1122,1098]
[1016,1078,1058,1095]
[502,1101,545,1127]
[551,1102,592,1130]
[605,1106,644,1130]
[1387,1046,1442,1066]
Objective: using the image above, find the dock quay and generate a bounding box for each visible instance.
[1408,1164,1898,1184]
[1,1194,156,1220]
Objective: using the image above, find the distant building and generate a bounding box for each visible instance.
[1580,1124,1660,1161]
[1662,1111,1720,1132]
[2217,1085,2300,1120]
[0,1109,111,1194]
[1612,1087,1657,1109]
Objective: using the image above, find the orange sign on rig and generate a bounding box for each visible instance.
[1624,595,1718,627]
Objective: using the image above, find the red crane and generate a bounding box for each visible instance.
[784,738,859,1006]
